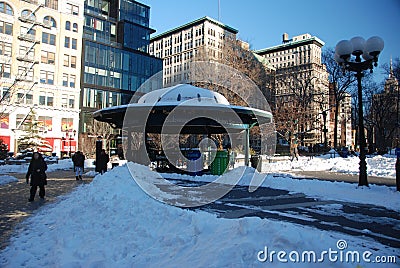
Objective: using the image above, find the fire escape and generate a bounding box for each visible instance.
[9,1,47,114]
[4,1,47,127]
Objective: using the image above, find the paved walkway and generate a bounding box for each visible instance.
[0,170,93,250]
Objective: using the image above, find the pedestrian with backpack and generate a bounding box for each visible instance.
[72,151,85,180]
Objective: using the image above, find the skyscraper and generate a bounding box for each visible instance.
[255,33,330,146]
[149,16,238,87]
[79,0,162,150]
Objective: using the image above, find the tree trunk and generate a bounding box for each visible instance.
[334,99,340,149]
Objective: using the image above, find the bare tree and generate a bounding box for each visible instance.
[191,38,274,107]
[364,81,398,152]
[187,39,276,154]
[322,48,356,149]
[274,65,327,145]
[80,120,116,157]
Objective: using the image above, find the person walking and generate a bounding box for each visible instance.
[98,149,109,174]
[290,136,299,162]
[26,152,48,202]
[72,151,85,180]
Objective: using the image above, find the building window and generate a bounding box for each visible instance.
[63,54,69,67]
[47,93,54,106]
[72,23,78,32]
[70,56,76,68]
[17,66,34,81]
[17,93,33,105]
[65,21,70,30]
[71,38,77,50]
[16,114,32,131]
[38,116,52,131]
[21,10,35,21]
[17,93,24,103]
[63,55,76,68]
[42,32,56,45]
[70,74,76,87]
[62,73,68,87]
[41,51,55,65]
[61,94,68,108]
[66,4,79,16]
[0,41,11,56]
[26,94,33,104]
[43,16,56,28]
[0,63,11,78]
[39,93,46,105]
[64,37,70,48]
[69,97,75,108]
[39,92,54,106]
[0,2,13,15]
[1,87,9,102]
[45,0,58,10]
[61,118,73,131]
[20,26,36,40]
[0,21,13,35]
[40,70,54,85]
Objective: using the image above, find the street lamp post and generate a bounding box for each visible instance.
[335,36,384,187]
[64,129,76,158]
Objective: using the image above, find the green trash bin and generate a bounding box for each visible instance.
[210,150,229,175]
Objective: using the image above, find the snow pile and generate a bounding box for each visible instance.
[46,159,73,172]
[164,166,400,212]
[0,175,18,185]
[84,158,95,168]
[1,164,397,267]
[263,155,397,178]
[0,164,27,174]
[84,170,98,177]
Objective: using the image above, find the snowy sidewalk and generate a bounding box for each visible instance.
[0,170,93,250]
[288,170,396,186]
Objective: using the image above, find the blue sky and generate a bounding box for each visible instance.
[142,0,400,83]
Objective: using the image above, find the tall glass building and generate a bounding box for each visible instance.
[80,0,162,136]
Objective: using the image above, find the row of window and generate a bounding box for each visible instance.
[0,87,75,109]
[63,54,77,68]
[83,87,132,109]
[0,63,76,87]
[153,27,204,51]
[0,2,79,19]
[268,45,314,57]
[151,37,206,53]
[0,114,74,133]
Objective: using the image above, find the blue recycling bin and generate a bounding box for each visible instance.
[186,150,203,176]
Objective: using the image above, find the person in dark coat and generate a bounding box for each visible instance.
[98,149,109,174]
[72,151,85,180]
[26,152,48,202]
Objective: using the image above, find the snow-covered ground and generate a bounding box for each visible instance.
[0,164,398,267]
[163,166,400,212]
[0,175,18,185]
[0,159,74,174]
[262,154,397,178]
